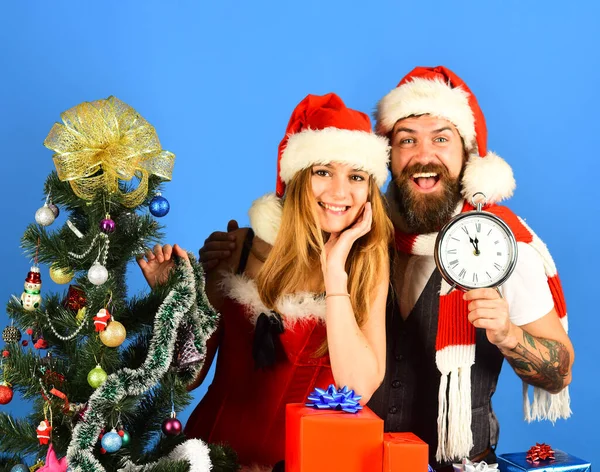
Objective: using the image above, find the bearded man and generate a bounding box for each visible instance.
[198,66,574,471]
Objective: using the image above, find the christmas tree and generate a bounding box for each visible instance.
[0,97,238,472]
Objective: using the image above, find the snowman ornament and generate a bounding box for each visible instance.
[20,266,42,311]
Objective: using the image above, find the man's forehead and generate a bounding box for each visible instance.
[392,115,459,134]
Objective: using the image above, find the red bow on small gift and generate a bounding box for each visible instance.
[526,443,555,462]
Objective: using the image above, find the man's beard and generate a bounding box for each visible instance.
[392,162,464,234]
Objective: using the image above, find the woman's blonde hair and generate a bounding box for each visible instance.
[255,167,392,353]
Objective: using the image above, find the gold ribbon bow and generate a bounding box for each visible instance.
[44,96,175,208]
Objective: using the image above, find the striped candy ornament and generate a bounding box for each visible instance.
[394,201,570,462]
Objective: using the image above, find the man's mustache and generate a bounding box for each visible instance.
[395,163,450,182]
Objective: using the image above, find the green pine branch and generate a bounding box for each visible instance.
[0,413,39,455]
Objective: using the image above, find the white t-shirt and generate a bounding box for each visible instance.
[399,242,554,326]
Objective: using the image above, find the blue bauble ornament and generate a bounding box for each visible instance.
[101,430,123,453]
[149,194,170,217]
[10,465,29,472]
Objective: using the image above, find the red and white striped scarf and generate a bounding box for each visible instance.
[394,201,570,462]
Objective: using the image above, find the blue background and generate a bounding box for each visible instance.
[0,0,597,462]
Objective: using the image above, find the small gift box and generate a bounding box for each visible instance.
[383,432,428,472]
[498,446,591,472]
[285,385,383,472]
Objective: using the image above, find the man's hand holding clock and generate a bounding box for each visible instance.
[435,193,519,348]
[464,287,517,348]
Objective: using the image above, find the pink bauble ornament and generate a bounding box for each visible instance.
[99,217,116,234]
[161,416,182,436]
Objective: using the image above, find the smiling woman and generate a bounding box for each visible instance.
[138,93,393,471]
[311,163,370,234]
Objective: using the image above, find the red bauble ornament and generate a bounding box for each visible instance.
[21,340,28,347]
[161,417,182,436]
[2,350,9,358]
[0,384,13,404]
[34,338,48,350]
[26,328,33,335]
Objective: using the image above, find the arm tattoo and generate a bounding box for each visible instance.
[503,331,570,394]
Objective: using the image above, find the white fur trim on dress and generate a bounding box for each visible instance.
[220,272,326,327]
[375,77,476,149]
[248,193,282,246]
[461,151,516,204]
[119,439,212,472]
[280,127,390,188]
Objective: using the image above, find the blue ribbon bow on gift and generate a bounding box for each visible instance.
[306,384,363,413]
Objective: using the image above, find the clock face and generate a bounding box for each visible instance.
[435,212,518,290]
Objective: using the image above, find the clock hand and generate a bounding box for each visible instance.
[468,235,481,256]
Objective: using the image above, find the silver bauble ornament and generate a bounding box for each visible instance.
[87,262,108,286]
[35,204,56,226]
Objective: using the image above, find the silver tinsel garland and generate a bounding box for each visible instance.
[66,256,219,472]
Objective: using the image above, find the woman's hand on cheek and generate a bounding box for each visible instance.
[320,202,372,279]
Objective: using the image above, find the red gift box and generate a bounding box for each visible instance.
[286,403,384,472]
[383,432,428,472]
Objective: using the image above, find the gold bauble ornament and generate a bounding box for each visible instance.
[49,264,74,285]
[99,320,126,347]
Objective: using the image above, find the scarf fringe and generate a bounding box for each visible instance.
[523,383,571,423]
[436,373,449,462]
[436,343,475,462]
[523,381,531,422]
[436,367,474,462]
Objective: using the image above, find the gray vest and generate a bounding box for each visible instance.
[367,269,504,469]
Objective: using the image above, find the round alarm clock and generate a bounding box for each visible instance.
[434,193,518,292]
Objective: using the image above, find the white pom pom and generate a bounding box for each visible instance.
[248,193,282,245]
[461,151,516,204]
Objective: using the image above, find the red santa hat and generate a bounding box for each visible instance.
[25,266,42,284]
[375,66,516,204]
[249,93,390,245]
